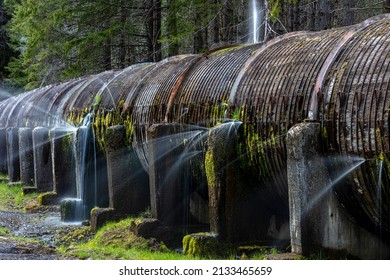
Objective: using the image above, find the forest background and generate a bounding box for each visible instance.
[0,0,389,95]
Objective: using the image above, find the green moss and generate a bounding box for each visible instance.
[241,123,272,177]
[55,226,93,246]
[0,182,38,211]
[0,226,11,236]
[60,199,81,222]
[94,94,102,106]
[322,126,327,140]
[231,107,243,121]
[59,217,192,260]
[205,150,216,188]
[182,232,219,258]
[124,115,134,145]
[37,191,58,206]
[209,100,228,126]
[92,101,129,151]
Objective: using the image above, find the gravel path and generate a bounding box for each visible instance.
[0,208,71,260]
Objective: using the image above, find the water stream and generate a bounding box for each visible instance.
[305,156,366,213]
[250,0,259,43]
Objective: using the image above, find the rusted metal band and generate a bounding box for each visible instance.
[164,45,239,122]
[308,14,390,121]
[308,30,357,121]
[227,31,310,107]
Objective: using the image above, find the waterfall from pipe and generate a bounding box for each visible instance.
[251,0,259,43]
[74,112,98,220]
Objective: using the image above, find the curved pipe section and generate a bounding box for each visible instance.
[0,14,389,235]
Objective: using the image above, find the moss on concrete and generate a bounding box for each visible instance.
[37,191,58,206]
[182,232,219,258]
[205,150,216,188]
[241,123,272,177]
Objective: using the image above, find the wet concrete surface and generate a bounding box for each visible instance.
[0,207,71,260]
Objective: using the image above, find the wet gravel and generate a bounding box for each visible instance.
[0,207,73,260]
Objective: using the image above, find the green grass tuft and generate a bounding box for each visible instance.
[0,182,38,211]
[0,226,11,236]
[59,217,195,260]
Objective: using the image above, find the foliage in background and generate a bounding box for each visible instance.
[0,181,38,211]
[0,0,17,87]
[0,0,388,90]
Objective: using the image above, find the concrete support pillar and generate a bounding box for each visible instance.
[147,123,190,226]
[105,125,149,214]
[0,128,7,175]
[6,127,20,182]
[205,122,242,242]
[33,127,53,192]
[18,127,34,186]
[286,122,390,259]
[50,127,76,198]
[287,122,323,255]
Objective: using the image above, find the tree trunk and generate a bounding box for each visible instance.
[154,0,162,61]
[342,0,356,26]
[146,0,162,62]
[258,0,267,42]
[223,0,236,42]
[212,0,220,45]
[194,8,206,53]
[102,20,112,70]
[316,0,332,30]
[307,0,316,31]
[119,0,126,68]
[292,0,300,31]
[167,0,179,56]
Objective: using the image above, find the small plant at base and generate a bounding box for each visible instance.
[0,226,11,236]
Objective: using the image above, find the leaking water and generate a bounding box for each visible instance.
[134,129,205,172]
[251,0,259,43]
[305,156,366,213]
[377,159,383,258]
[95,78,117,110]
[377,160,383,222]
[73,122,98,220]
[0,87,13,100]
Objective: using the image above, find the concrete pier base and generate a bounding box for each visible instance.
[33,127,53,192]
[147,123,194,226]
[287,122,390,259]
[50,127,76,198]
[61,198,84,222]
[105,125,149,214]
[18,127,34,186]
[205,122,271,242]
[6,127,20,182]
[90,207,126,232]
[0,128,7,175]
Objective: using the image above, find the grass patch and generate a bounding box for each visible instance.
[0,226,11,236]
[55,226,94,246]
[0,225,41,243]
[58,217,195,260]
[59,244,194,260]
[0,182,38,211]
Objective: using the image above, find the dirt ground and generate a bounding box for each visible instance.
[0,207,73,260]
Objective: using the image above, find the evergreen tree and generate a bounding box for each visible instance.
[5,0,164,89]
[2,0,388,89]
[0,0,17,84]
